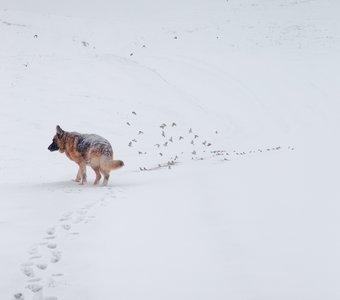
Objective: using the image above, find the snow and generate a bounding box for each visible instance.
[1,0,340,299]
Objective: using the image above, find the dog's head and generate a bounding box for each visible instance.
[48,125,65,152]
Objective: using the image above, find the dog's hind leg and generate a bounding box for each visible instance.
[100,169,110,186]
[91,166,102,185]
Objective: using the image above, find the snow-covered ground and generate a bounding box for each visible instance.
[1,0,340,299]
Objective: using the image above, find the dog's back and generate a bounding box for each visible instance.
[75,133,113,160]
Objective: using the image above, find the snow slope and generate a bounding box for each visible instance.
[0,0,340,299]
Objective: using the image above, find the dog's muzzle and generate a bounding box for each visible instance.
[48,143,59,151]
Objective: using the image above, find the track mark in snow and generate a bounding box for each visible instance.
[13,293,24,300]
[46,228,55,236]
[61,224,71,230]
[21,266,35,278]
[30,255,42,260]
[50,251,61,263]
[36,263,47,270]
[25,283,43,293]
[47,243,57,249]
[27,278,42,283]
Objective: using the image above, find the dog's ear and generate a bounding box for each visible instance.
[56,125,64,138]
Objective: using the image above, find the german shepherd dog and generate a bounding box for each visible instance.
[48,125,124,185]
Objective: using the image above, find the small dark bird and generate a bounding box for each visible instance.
[192,150,196,155]
[34,34,38,38]
[169,137,173,143]
[207,143,212,146]
[162,131,165,137]
[126,122,131,126]
[203,141,207,145]
[138,131,144,135]
[132,139,137,142]
[138,151,142,155]
[130,53,134,56]
[132,111,137,115]
[160,123,167,129]
[171,122,177,127]
[159,153,163,156]
[164,142,168,147]
[179,136,184,140]
[194,135,199,139]
[128,142,132,147]
[191,140,194,145]
[189,128,192,134]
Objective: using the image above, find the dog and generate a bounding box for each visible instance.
[48,125,124,185]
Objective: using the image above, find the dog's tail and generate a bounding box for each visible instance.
[108,160,124,170]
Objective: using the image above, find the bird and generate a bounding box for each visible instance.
[203,141,207,145]
[138,131,144,135]
[189,128,192,133]
[207,143,212,146]
[128,142,132,147]
[159,153,163,156]
[191,140,194,145]
[132,139,137,143]
[132,111,137,115]
[162,131,165,137]
[164,142,168,147]
[126,122,131,126]
[171,122,177,127]
[192,150,196,155]
[169,137,173,143]
[160,123,167,129]
[179,136,184,140]
[194,134,199,139]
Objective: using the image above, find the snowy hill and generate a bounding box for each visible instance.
[1,1,340,299]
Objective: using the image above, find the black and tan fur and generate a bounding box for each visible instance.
[48,125,124,185]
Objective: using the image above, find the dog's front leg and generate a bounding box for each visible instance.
[74,165,82,182]
[79,163,87,185]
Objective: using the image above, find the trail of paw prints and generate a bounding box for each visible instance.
[16,225,65,300]
[15,188,125,299]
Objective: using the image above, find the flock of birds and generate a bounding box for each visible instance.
[123,111,295,172]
